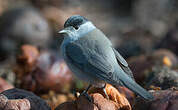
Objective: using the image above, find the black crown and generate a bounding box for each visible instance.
[64,15,88,28]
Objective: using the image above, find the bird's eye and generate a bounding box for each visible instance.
[74,26,79,30]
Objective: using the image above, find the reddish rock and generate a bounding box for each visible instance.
[128,55,154,84]
[55,84,131,110]
[134,89,178,110]
[15,45,73,93]
[128,49,177,85]
[33,51,73,93]
[14,45,40,77]
[0,77,13,93]
[18,45,40,71]
[117,86,135,105]
[55,101,77,110]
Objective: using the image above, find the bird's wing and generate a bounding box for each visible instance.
[112,48,135,80]
[65,41,115,83]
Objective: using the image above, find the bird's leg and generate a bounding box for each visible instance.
[80,84,92,102]
[103,84,110,99]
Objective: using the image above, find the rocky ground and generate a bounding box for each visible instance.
[0,0,178,110]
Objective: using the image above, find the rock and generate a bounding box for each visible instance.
[0,0,8,15]
[117,28,158,59]
[41,6,83,50]
[18,45,40,70]
[0,77,13,93]
[128,49,178,85]
[152,49,178,67]
[41,90,75,109]
[30,0,64,8]
[134,89,178,110]
[157,26,178,55]
[128,55,154,84]
[56,93,131,110]
[55,101,76,110]
[0,68,16,85]
[0,95,31,110]
[14,45,40,78]
[0,6,51,60]
[32,51,73,93]
[147,66,178,90]
[133,0,171,37]
[55,84,131,110]
[0,88,51,110]
[117,86,135,106]
[14,45,73,93]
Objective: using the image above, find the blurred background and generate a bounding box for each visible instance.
[0,0,178,109]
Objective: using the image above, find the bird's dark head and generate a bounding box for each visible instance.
[64,15,88,29]
[59,15,95,39]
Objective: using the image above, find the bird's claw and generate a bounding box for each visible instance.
[80,91,93,102]
[103,87,110,100]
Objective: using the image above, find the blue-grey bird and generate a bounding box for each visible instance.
[59,15,154,100]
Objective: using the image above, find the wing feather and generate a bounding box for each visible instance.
[112,48,135,80]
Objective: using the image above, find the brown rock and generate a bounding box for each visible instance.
[134,89,178,110]
[157,27,178,55]
[128,55,153,84]
[34,51,73,93]
[41,91,75,109]
[14,45,39,92]
[30,0,64,8]
[15,45,73,93]
[105,84,132,109]
[0,0,8,15]
[14,45,40,77]
[18,45,40,70]
[147,66,178,90]
[117,86,135,105]
[128,49,177,85]
[0,77,13,93]
[76,95,98,110]
[117,28,157,59]
[152,49,178,67]
[55,84,131,110]
[55,101,77,110]
[42,6,83,32]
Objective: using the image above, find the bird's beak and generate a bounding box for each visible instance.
[58,29,68,34]
[58,26,72,34]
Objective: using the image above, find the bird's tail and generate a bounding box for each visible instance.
[114,69,154,100]
[119,75,154,100]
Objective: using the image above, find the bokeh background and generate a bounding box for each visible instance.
[0,0,178,110]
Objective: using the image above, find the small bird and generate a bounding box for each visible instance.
[59,15,154,100]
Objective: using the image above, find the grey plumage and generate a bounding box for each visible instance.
[112,48,135,80]
[60,15,154,100]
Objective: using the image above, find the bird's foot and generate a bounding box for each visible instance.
[103,87,110,100]
[80,91,93,102]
